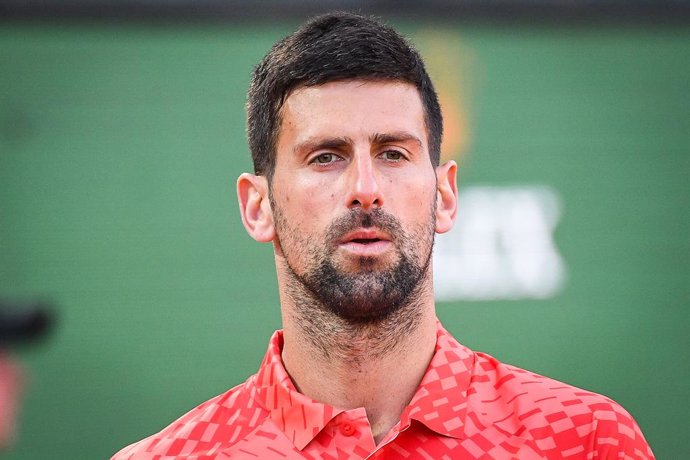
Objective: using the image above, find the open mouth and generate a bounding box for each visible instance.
[338,229,392,256]
[340,229,391,245]
[350,238,382,245]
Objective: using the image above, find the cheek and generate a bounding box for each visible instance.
[277,180,337,236]
[388,176,436,222]
[301,175,339,214]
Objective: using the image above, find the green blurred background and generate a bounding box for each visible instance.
[0,17,688,459]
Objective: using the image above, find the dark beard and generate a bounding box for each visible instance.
[299,210,428,323]
[271,196,437,361]
[276,206,434,325]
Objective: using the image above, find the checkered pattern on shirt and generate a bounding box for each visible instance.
[112,322,654,459]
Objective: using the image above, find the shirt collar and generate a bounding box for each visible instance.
[251,321,474,450]
[400,322,475,439]
[252,330,344,450]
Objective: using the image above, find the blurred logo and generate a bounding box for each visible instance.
[434,186,566,301]
[416,30,566,301]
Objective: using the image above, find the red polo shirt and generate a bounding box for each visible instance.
[113,323,654,459]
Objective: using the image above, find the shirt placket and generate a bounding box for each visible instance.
[364,419,412,459]
[314,408,376,460]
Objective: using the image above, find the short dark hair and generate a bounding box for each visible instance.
[246,11,443,181]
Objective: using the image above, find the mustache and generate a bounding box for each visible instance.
[326,208,403,244]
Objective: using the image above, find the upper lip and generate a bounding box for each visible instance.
[339,229,392,244]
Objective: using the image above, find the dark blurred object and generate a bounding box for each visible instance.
[0,301,54,450]
[0,301,53,346]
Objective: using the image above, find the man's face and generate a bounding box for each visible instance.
[269,80,439,322]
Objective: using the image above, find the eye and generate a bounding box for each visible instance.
[381,150,405,161]
[311,153,341,164]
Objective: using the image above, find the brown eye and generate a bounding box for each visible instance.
[383,150,403,161]
[314,153,337,164]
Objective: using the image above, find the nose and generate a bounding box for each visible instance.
[347,152,383,211]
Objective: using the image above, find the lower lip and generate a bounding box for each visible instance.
[339,240,392,257]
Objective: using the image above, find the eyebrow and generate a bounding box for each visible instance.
[293,136,353,155]
[370,132,423,148]
[294,132,423,155]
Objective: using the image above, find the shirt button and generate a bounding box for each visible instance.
[339,422,356,436]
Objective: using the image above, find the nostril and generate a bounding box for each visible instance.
[349,195,381,210]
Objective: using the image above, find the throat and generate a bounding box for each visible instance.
[277,251,437,439]
[280,309,438,447]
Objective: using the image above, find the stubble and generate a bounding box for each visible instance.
[272,197,436,363]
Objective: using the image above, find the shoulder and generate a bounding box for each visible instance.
[467,351,654,459]
[111,376,267,460]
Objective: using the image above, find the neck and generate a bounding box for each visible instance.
[279,268,438,444]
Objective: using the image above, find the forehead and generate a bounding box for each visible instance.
[277,80,427,153]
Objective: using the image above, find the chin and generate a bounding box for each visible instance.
[329,300,404,325]
[338,254,399,273]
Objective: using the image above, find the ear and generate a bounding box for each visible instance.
[237,173,275,243]
[435,160,458,234]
